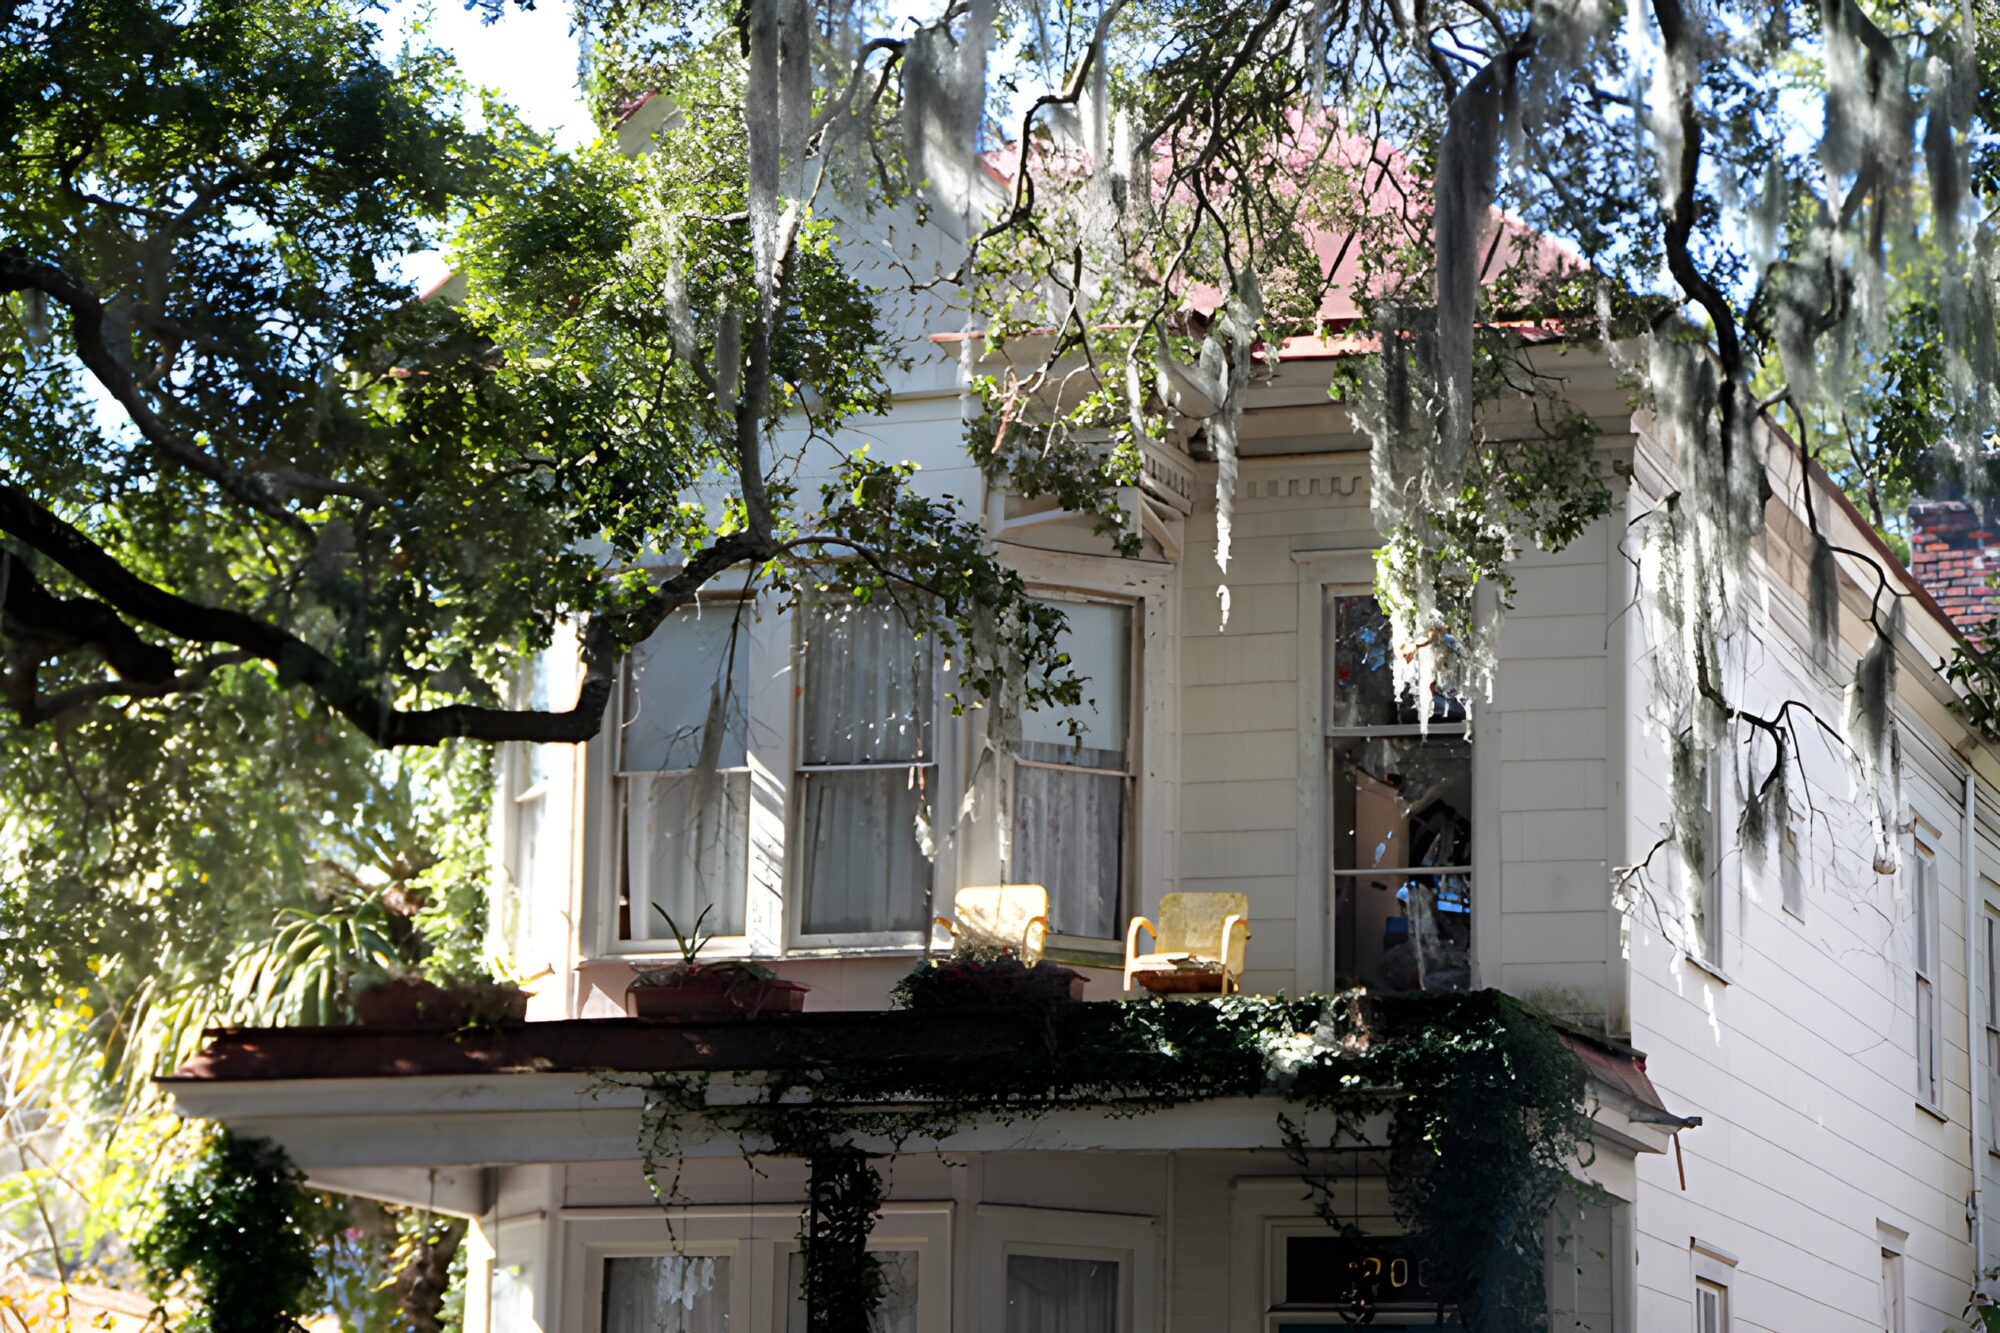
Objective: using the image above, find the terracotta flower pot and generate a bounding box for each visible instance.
[352,977,530,1029]
[626,971,810,1020]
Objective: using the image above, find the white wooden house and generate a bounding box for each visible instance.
[166,125,2000,1331]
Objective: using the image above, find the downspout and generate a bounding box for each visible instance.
[1968,756,1984,1264]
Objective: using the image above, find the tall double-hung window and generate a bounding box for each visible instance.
[617,606,752,941]
[1009,598,1135,940]
[1914,845,1941,1108]
[794,594,936,938]
[1986,907,2000,1150]
[1326,592,1472,994]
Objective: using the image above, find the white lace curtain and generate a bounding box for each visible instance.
[603,1255,730,1333]
[619,607,752,938]
[1004,1255,1119,1333]
[1008,601,1132,939]
[796,596,934,934]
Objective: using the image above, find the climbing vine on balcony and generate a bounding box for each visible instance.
[623,988,1590,1333]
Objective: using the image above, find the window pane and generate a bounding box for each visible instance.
[1915,861,1935,975]
[1333,735,1471,994]
[1919,978,1938,1101]
[1010,761,1124,938]
[1986,914,1997,1027]
[1022,602,1131,753]
[1006,1255,1117,1333]
[1284,1234,1452,1309]
[1332,737,1472,874]
[604,1255,730,1333]
[624,771,750,938]
[786,1249,918,1333]
[1987,1028,2000,1150]
[797,770,930,933]
[1695,1283,1722,1333]
[1325,593,1464,729]
[800,598,933,765]
[1546,1195,1615,1333]
[1780,826,1804,916]
[624,609,749,772]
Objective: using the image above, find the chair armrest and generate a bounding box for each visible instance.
[1121,916,1157,995]
[1125,916,1156,961]
[1219,914,1250,990]
[933,916,957,934]
[1022,914,1050,959]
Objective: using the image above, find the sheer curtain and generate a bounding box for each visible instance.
[786,1249,918,1333]
[603,1255,731,1333]
[1009,601,1131,938]
[619,608,750,939]
[500,654,554,965]
[796,597,933,935]
[1004,1255,1118,1333]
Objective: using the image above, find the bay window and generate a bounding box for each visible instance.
[794,594,936,938]
[1326,592,1472,994]
[1010,598,1135,940]
[617,606,752,942]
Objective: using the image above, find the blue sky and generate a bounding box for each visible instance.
[377,1,597,288]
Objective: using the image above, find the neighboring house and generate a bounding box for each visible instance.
[165,133,2000,1333]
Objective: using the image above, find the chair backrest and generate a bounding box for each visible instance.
[953,884,1049,956]
[1157,892,1250,973]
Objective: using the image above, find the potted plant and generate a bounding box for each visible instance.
[351,969,532,1029]
[626,906,809,1020]
[891,943,1087,1010]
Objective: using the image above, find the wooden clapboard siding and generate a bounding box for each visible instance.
[1623,430,1983,1333]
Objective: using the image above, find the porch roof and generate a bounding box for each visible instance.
[160,1002,1688,1185]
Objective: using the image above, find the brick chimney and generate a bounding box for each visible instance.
[1910,498,2000,635]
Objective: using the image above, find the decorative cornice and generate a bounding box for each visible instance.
[1139,438,1199,514]
[1238,469,1368,500]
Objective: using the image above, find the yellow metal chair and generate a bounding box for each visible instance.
[934,884,1051,963]
[1124,892,1251,994]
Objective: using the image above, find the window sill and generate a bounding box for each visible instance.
[1682,952,1732,986]
[588,942,932,967]
[1917,1099,1950,1125]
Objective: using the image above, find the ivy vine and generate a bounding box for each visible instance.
[624,988,1592,1333]
[134,1129,320,1333]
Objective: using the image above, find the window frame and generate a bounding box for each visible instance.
[1881,1246,1906,1333]
[785,590,941,951]
[1689,1239,1735,1333]
[1778,812,1806,921]
[1002,590,1143,948]
[608,598,758,955]
[973,1203,1157,1333]
[1323,586,1475,995]
[496,648,568,979]
[1986,905,2000,1154]
[1913,843,1942,1112]
[561,1203,951,1333]
[1691,758,1728,972]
